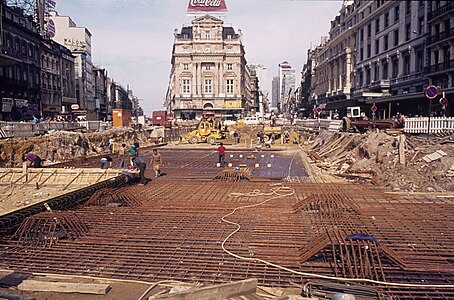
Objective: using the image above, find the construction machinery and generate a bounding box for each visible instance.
[186,118,228,144]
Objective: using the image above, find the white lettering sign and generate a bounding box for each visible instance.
[190,0,222,7]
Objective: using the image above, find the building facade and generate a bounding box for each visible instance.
[40,39,75,117]
[304,0,454,118]
[354,0,429,118]
[425,0,454,116]
[271,76,279,109]
[0,3,41,120]
[49,12,94,113]
[93,66,108,120]
[278,61,296,113]
[166,15,255,120]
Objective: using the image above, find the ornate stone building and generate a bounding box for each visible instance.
[166,15,255,120]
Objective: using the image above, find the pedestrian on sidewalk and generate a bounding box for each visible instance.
[217,142,226,167]
[117,143,126,168]
[150,149,163,177]
[132,156,147,185]
[22,152,43,168]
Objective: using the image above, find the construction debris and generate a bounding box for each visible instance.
[304,131,454,192]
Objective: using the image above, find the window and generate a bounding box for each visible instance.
[182,79,190,94]
[204,79,212,94]
[384,12,389,27]
[367,23,372,37]
[205,64,211,70]
[384,34,389,50]
[403,52,410,75]
[434,50,439,65]
[405,23,411,41]
[376,39,380,55]
[365,67,371,84]
[394,29,399,46]
[227,63,233,70]
[392,56,399,78]
[444,19,451,32]
[416,49,423,72]
[394,5,400,22]
[205,31,211,40]
[419,0,424,7]
[358,70,364,86]
[183,64,189,70]
[360,47,364,61]
[375,19,380,32]
[360,29,364,42]
[374,63,380,81]
[418,17,424,34]
[367,43,371,58]
[226,79,234,94]
[406,0,411,15]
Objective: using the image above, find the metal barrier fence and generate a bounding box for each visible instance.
[404,117,454,134]
[0,121,111,137]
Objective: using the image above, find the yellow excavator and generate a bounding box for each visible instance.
[186,118,228,144]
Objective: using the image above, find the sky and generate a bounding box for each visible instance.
[55,0,343,116]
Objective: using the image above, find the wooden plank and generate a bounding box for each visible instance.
[61,171,84,191]
[399,135,406,165]
[150,279,257,300]
[18,279,110,295]
[0,170,12,181]
[36,170,57,189]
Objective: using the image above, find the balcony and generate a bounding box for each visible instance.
[425,59,454,74]
[428,1,454,21]
[370,79,390,90]
[427,28,454,46]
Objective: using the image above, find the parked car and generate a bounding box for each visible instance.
[244,116,261,125]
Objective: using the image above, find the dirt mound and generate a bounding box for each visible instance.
[306,131,454,192]
[0,128,156,168]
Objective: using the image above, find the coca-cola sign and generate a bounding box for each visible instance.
[188,0,228,13]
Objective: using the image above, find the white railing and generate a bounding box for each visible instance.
[404,117,454,133]
[294,119,342,132]
[0,121,112,137]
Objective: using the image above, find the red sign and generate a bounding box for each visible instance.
[371,104,378,113]
[425,85,438,100]
[440,97,448,106]
[188,0,228,13]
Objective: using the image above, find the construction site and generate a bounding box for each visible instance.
[0,124,453,300]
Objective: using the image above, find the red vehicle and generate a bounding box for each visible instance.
[152,111,168,126]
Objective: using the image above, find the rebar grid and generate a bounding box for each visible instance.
[85,187,142,208]
[0,181,452,299]
[13,211,89,247]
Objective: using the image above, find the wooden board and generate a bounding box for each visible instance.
[18,279,110,295]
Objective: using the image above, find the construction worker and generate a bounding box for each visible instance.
[132,156,147,185]
[217,142,226,167]
[22,152,43,168]
[150,149,163,177]
[117,143,126,168]
[100,154,113,169]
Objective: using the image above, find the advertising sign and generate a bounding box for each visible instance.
[47,19,56,38]
[187,0,228,13]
